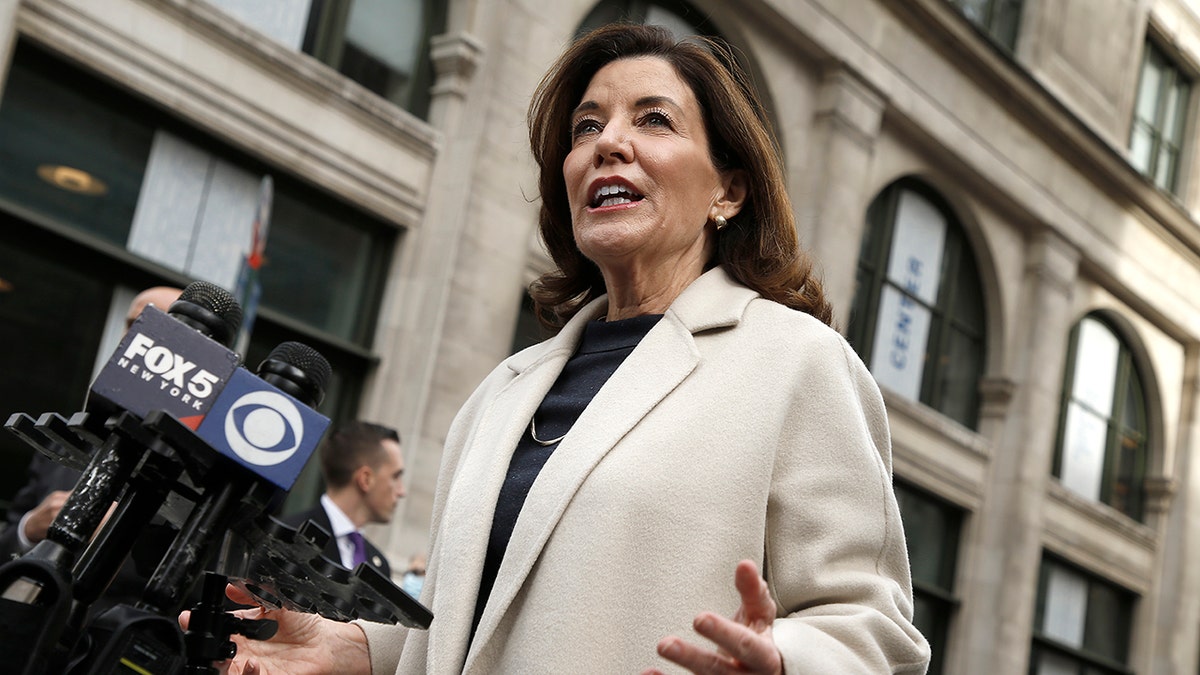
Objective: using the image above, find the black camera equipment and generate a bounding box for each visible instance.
[0,282,431,674]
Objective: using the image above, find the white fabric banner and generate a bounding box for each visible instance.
[869,189,947,400]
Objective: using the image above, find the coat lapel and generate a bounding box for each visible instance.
[425,299,604,674]
[463,268,754,672]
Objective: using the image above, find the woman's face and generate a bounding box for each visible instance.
[563,56,734,284]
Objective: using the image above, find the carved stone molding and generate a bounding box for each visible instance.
[430,31,485,100]
[977,376,1017,420]
[1144,475,1178,515]
[814,62,886,150]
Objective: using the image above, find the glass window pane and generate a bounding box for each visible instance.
[1129,125,1155,173]
[1060,403,1109,501]
[1155,146,1178,191]
[1121,373,1144,431]
[1132,43,1191,195]
[1072,319,1120,414]
[1042,564,1088,648]
[950,252,985,332]
[870,284,932,401]
[0,44,153,247]
[1111,433,1144,518]
[1168,80,1191,139]
[912,593,951,675]
[1135,55,1164,123]
[896,483,959,675]
[1034,559,1133,674]
[936,329,984,427]
[896,485,960,589]
[341,0,425,102]
[260,189,387,344]
[858,182,986,430]
[1160,80,1182,140]
[1082,580,1132,662]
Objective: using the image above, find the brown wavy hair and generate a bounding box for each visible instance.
[527,23,832,330]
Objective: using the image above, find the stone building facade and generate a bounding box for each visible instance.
[1,0,1199,672]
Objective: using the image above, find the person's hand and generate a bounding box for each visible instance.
[178,584,370,675]
[643,560,783,675]
[23,490,70,543]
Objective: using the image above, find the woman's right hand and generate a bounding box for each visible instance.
[179,585,371,675]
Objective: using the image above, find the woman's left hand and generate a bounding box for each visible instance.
[642,559,784,674]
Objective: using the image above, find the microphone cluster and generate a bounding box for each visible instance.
[0,281,430,675]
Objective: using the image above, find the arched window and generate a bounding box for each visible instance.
[848,180,987,429]
[577,0,722,39]
[1053,314,1149,521]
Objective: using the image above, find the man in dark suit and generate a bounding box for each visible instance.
[282,422,405,577]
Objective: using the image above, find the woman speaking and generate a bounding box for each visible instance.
[195,23,930,675]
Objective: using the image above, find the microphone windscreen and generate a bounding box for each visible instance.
[264,341,333,393]
[169,281,244,348]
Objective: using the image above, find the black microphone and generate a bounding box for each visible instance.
[57,282,245,555]
[257,341,332,408]
[166,282,244,349]
[138,342,332,614]
[0,281,246,674]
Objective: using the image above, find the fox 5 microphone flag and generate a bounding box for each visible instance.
[195,368,330,492]
[89,305,241,429]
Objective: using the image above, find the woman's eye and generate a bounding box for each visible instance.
[641,111,672,128]
[572,119,602,138]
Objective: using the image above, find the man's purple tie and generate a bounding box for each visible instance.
[347,531,368,567]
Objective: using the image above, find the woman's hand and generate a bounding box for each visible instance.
[643,560,783,675]
[179,584,371,675]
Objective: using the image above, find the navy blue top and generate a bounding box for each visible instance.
[471,313,662,639]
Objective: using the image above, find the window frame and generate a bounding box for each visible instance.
[301,0,448,120]
[895,482,963,675]
[848,179,988,430]
[1130,38,1193,194]
[1052,314,1150,521]
[1030,555,1136,675]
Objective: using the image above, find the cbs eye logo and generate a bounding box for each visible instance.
[223,391,304,466]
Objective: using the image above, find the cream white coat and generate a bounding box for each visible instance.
[360,267,930,673]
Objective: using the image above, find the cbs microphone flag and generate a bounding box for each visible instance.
[195,368,330,492]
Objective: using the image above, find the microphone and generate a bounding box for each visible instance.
[137,342,332,613]
[0,281,247,673]
[193,342,332,492]
[86,281,244,432]
[164,282,243,349]
[42,282,243,559]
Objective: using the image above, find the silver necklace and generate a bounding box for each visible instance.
[529,416,566,446]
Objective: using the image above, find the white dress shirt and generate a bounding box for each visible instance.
[320,493,359,569]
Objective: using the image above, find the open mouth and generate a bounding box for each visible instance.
[590,183,644,208]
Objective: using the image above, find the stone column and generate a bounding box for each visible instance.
[361,27,486,561]
[802,63,885,319]
[955,228,1079,674]
[1149,347,1200,674]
